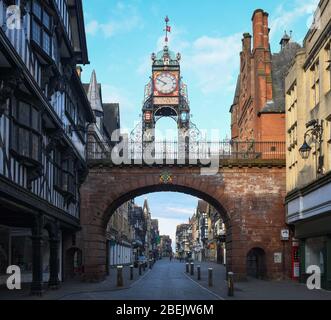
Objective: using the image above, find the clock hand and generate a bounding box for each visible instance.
[157,79,167,85]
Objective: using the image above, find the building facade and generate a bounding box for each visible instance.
[150,219,160,259]
[83,69,130,270]
[160,235,172,257]
[107,202,133,268]
[0,0,93,294]
[230,9,300,142]
[176,223,191,260]
[285,0,331,290]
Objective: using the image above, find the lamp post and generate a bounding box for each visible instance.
[299,119,324,176]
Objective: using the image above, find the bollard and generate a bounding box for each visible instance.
[208,268,213,287]
[186,263,189,273]
[130,265,134,281]
[143,262,146,272]
[197,265,201,281]
[139,263,142,276]
[190,263,194,276]
[117,266,124,287]
[149,260,152,269]
[228,272,234,297]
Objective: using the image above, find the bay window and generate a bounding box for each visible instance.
[54,150,76,198]
[31,1,52,57]
[11,100,41,163]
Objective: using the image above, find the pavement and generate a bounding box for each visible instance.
[0,264,144,300]
[184,260,331,300]
[1,260,331,300]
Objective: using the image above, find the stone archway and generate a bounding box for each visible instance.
[79,165,289,282]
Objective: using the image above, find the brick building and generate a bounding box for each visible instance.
[230,9,301,142]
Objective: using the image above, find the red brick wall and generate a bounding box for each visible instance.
[260,113,286,141]
[231,9,285,144]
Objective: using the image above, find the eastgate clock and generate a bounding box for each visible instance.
[155,72,177,94]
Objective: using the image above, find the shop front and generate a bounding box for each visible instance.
[0,225,62,286]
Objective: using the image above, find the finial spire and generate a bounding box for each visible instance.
[164,16,171,44]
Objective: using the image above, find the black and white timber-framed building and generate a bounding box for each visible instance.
[0,0,94,294]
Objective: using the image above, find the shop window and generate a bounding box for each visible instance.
[305,237,326,274]
[11,232,33,274]
[0,227,9,275]
[11,101,41,163]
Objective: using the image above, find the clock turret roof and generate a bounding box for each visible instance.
[153,45,180,66]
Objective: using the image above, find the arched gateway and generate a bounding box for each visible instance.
[79,18,289,282]
[79,159,288,282]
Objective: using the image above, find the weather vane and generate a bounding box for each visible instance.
[164,16,171,44]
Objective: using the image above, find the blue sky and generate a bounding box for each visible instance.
[81,0,319,247]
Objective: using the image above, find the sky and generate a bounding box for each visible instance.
[81,0,319,248]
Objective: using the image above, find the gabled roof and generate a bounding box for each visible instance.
[260,42,301,114]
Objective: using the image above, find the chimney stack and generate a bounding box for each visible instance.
[252,9,269,50]
[263,12,270,49]
[242,33,252,53]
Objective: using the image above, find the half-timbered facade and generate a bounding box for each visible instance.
[0,0,93,294]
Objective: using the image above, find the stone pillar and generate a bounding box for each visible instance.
[48,232,60,289]
[31,216,43,295]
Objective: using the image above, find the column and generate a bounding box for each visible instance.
[48,225,60,289]
[31,216,43,295]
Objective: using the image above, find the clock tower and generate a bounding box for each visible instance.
[142,17,190,142]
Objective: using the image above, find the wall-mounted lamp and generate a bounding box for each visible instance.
[299,119,324,175]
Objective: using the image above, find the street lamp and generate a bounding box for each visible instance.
[299,141,312,160]
[299,119,324,174]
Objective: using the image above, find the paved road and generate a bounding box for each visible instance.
[61,260,222,300]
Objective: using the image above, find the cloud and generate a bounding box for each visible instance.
[101,84,135,112]
[137,29,242,95]
[85,20,99,36]
[183,33,242,94]
[85,2,143,38]
[269,0,319,39]
[166,207,195,215]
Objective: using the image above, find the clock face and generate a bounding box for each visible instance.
[155,72,177,94]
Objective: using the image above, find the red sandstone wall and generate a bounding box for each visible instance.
[79,165,289,281]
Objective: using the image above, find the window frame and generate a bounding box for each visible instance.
[53,149,76,198]
[325,42,331,94]
[310,59,320,108]
[10,99,42,164]
[31,1,53,57]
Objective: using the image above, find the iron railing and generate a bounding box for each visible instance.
[87,140,286,163]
